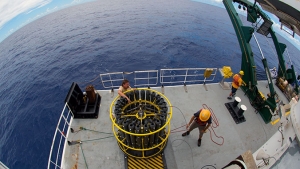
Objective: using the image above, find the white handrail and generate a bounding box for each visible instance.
[54,111,71,169]
[160,68,218,85]
[99,68,218,89]
[134,70,158,87]
[100,72,125,89]
[47,103,73,169]
[0,161,9,169]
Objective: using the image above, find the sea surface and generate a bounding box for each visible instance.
[0,0,299,168]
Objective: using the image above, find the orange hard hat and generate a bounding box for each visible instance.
[199,109,211,121]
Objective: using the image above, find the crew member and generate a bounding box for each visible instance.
[182,109,212,147]
[118,79,133,103]
[228,70,244,100]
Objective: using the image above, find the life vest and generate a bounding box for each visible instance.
[233,74,240,87]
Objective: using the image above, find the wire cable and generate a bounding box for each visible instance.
[201,164,217,169]
[168,105,189,133]
[80,127,114,135]
[278,126,284,147]
[77,75,100,86]
[169,105,188,125]
[257,156,277,168]
[81,136,114,143]
[80,143,89,169]
[171,139,195,169]
[256,113,268,142]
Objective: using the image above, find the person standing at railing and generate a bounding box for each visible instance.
[118,79,133,103]
[227,70,245,100]
[182,109,211,147]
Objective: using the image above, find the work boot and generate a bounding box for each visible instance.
[198,139,202,147]
[227,96,232,100]
[182,131,190,137]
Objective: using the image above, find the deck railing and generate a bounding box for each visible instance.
[47,103,73,169]
[48,67,218,169]
[0,161,9,169]
[160,68,218,85]
[134,70,159,87]
[100,71,125,89]
[99,68,218,89]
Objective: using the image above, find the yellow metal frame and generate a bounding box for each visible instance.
[109,88,172,158]
[127,152,164,169]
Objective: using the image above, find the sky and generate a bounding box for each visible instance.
[193,0,300,51]
[0,0,95,42]
[0,0,299,51]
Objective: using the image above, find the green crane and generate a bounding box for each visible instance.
[222,0,299,123]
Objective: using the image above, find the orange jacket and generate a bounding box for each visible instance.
[232,74,243,89]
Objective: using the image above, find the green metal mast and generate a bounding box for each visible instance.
[223,0,278,123]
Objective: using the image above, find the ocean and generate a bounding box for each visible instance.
[0,0,299,168]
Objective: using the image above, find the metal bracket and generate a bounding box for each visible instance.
[203,83,208,91]
[67,140,81,146]
[219,78,231,90]
[184,83,188,93]
[111,88,114,98]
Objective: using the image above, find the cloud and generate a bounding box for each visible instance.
[0,0,52,29]
[271,20,300,50]
[72,0,82,4]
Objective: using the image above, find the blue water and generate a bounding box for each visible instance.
[0,0,299,168]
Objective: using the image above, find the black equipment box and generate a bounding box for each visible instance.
[64,82,101,119]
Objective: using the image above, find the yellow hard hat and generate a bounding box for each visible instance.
[239,70,244,76]
[199,109,211,121]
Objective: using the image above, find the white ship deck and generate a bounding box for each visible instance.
[60,80,289,169]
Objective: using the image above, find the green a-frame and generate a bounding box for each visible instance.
[223,0,299,123]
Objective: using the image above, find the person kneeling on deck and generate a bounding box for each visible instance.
[227,70,244,100]
[118,79,133,103]
[182,109,211,147]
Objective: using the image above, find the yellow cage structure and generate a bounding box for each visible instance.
[110,88,172,158]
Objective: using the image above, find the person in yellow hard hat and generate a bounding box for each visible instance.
[227,70,244,100]
[182,109,212,147]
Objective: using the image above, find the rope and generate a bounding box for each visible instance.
[77,75,100,86]
[168,104,224,145]
[202,104,224,146]
[70,129,114,168]
[80,143,89,169]
[80,127,114,135]
[170,124,187,133]
[81,136,114,143]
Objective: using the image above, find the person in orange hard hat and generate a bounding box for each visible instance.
[182,109,212,147]
[227,70,245,100]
